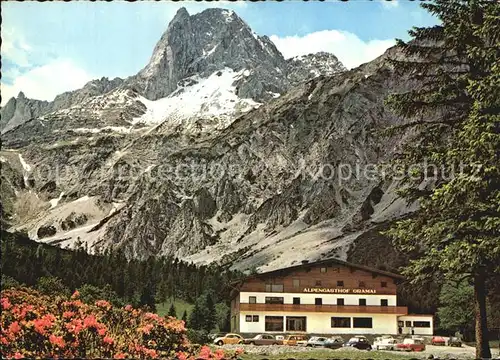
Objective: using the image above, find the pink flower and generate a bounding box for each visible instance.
[124,304,133,311]
[114,353,126,359]
[103,336,114,345]
[49,334,66,348]
[95,300,111,309]
[1,297,12,310]
[65,319,83,334]
[214,348,225,360]
[83,315,98,328]
[198,346,212,359]
[63,311,75,319]
[176,352,188,360]
[140,323,154,334]
[14,352,23,359]
[143,348,158,358]
[9,321,21,335]
[98,328,106,336]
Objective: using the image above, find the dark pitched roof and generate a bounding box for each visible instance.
[233,257,405,285]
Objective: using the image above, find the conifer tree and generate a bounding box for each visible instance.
[167,303,177,318]
[204,292,217,333]
[139,281,157,312]
[188,301,205,330]
[384,1,499,357]
[181,310,188,325]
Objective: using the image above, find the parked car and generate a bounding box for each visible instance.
[213,333,243,346]
[344,336,372,350]
[324,336,344,349]
[208,333,226,341]
[282,334,309,346]
[242,334,281,346]
[373,336,398,350]
[396,338,426,352]
[431,336,446,346]
[447,337,462,347]
[306,336,329,347]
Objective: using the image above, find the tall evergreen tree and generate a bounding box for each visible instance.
[139,281,157,312]
[384,1,499,357]
[188,301,205,331]
[181,310,188,325]
[167,303,177,318]
[204,292,217,333]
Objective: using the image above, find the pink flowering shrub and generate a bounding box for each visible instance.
[1,287,244,359]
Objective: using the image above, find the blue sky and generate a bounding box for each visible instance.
[1,0,438,104]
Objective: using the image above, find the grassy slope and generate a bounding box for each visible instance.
[156,297,194,319]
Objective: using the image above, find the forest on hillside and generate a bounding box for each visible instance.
[1,230,242,335]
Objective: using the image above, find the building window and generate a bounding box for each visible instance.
[265,316,284,331]
[315,280,322,286]
[293,297,301,305]
[381,281,387,288]
[293,279,300,288]
[398,321,404,327]
[320,267,327,273]
[245,315,259,322]
[315,298,322,305]
[331,317,351,328]
[359,298,366,306]
[359,281,366,288]
[249,296,256,304]
[265,283,284,292]
[405,321,412,327]
[381,299,388,307]
[286,316,307,331]
[414,321,431,328]
[265,297,284,304]
[337,280,344,287]
[353,317,373,328]
[337,298,344,306]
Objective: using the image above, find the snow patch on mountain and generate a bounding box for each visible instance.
[132,68,261,126]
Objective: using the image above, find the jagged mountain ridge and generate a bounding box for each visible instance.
[1,7,345,134]
[1,7,412,273]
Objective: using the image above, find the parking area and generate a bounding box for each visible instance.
[222,343,499,359]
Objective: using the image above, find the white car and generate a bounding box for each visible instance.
[373,336,398,350]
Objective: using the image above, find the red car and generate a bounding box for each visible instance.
[431,336,446,346]
[396,338,426,352]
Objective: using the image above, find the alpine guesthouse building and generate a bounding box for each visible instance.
[230,258,434,336]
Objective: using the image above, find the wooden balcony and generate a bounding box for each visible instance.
[240,303,408,315]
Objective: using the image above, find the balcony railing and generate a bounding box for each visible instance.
[239,303,408,315]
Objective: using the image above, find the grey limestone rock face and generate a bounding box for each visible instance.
[128,7,290,102]
[0,78,124,133]
[0,93,51,133]
[287,52,347,85]
[1,6,419,272]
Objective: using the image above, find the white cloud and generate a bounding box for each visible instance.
[270,30,395,69]
[1,26,35,68]
[381,0,399,9]
[1,59,93,105]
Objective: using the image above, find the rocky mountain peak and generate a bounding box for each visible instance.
[131,7,291,101]
[170,6,190,25]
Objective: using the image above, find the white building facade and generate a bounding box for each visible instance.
[230,258,434,336]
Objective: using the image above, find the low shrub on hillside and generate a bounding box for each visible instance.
[1,287,243,359]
